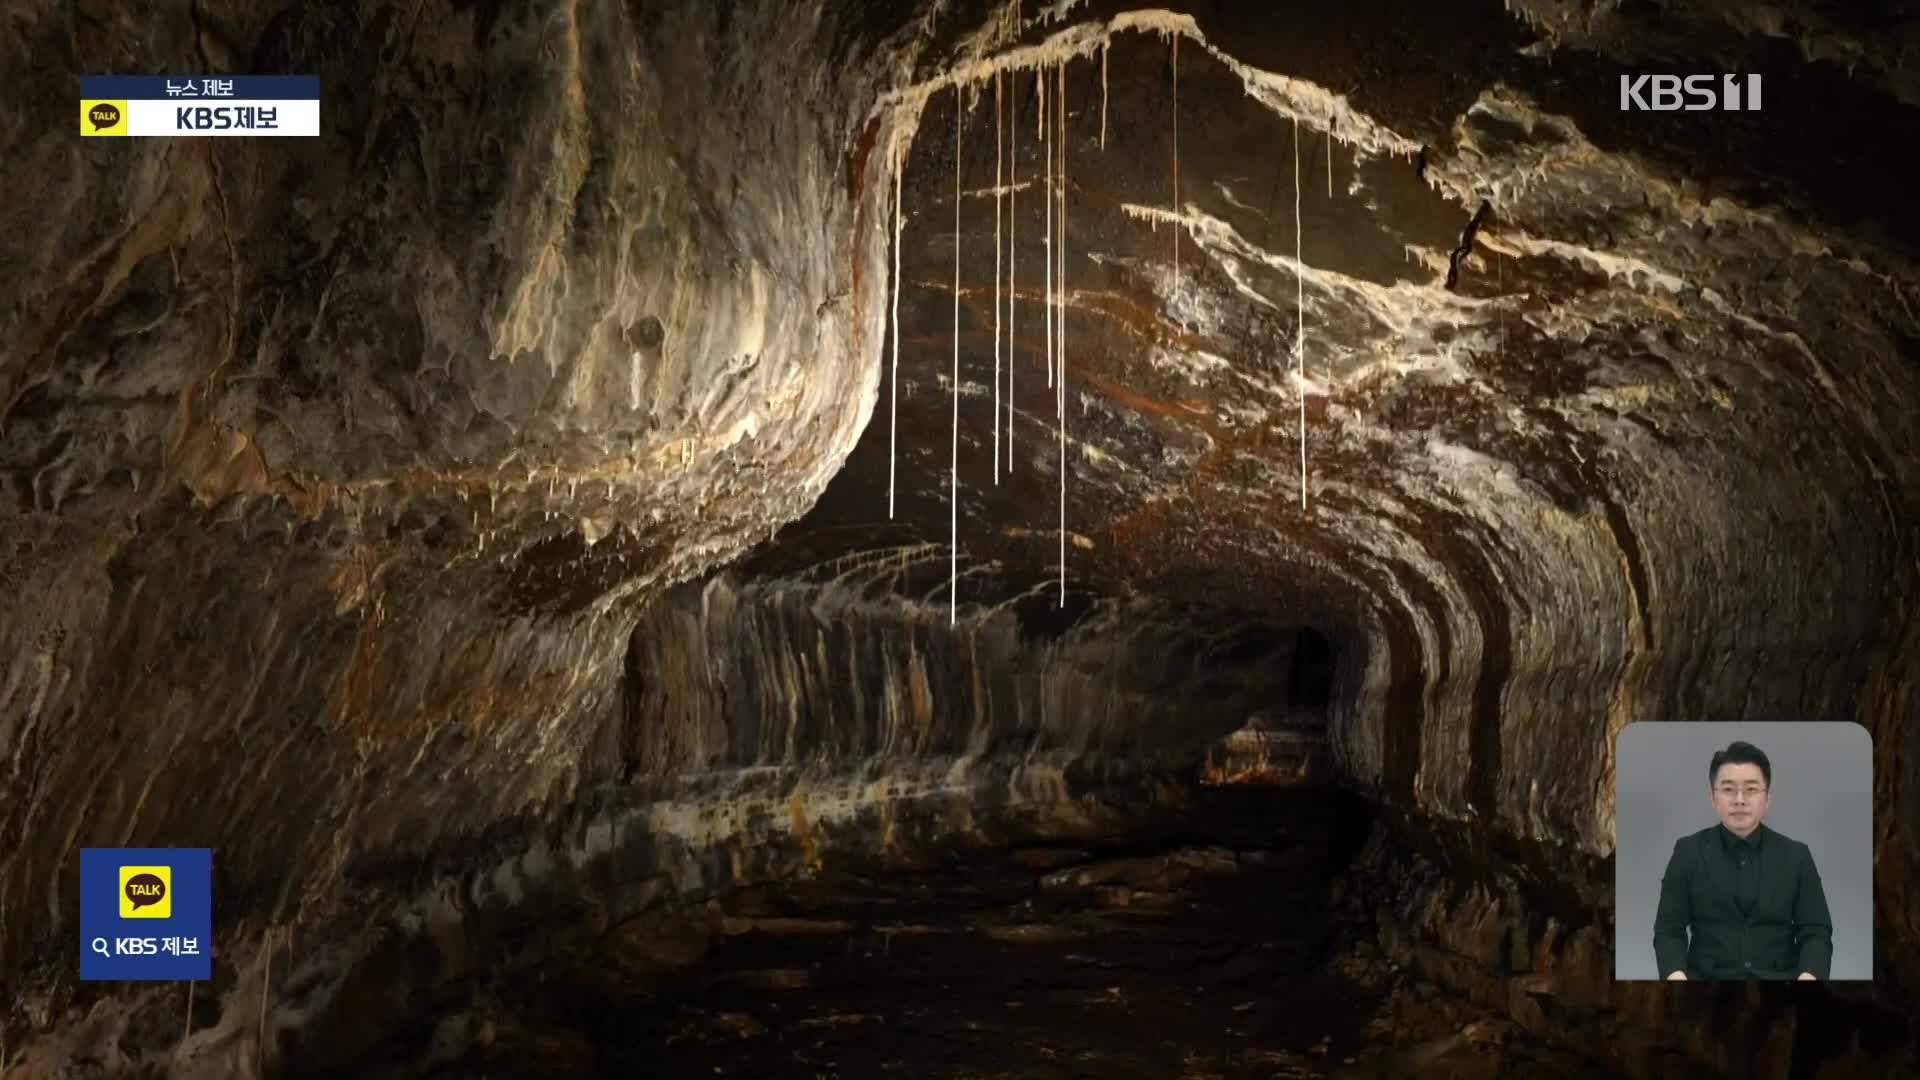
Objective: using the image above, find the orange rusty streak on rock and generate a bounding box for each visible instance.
[331,604,383,740]
[1065,288,1216,353]
[899,264,1370,583]
[337,631,575,749]
[922,280,1213,355]
[1069,367,1212,427]
[849,113,882,202]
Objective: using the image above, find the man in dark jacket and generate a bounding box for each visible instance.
[1653,740,1833,980]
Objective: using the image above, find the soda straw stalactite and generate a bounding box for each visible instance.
[888,139,903,518]
[993,69,1003,482]
[1100,39,1109,150]
[1057,59,1068,607]
[1171,34,1180,289]
[1042,67,1054,390]
[951,86,962,623]
[1294,114,1307,512]
[1007,74,1017,475]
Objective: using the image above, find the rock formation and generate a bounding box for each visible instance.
[2,0,1915,1075]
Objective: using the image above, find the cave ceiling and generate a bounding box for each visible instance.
[761,0,1920,643]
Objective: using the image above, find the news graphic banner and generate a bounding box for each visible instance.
[80,76,319,137]
[79,847,213,980]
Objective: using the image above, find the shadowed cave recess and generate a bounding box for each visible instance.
[3,0,1919,1076]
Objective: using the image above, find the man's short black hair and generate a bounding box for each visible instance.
[1710,741,1772,787]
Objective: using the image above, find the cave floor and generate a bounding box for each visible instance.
[409,789,1620,1079]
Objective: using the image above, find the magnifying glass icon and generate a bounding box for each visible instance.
[90,937,110,957]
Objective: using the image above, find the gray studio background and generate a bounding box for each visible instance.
[1614,721,1874,980]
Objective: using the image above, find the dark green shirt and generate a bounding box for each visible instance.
[1652,822,1833,979]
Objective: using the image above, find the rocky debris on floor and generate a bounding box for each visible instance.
[716,916,858,937]
[1038,845,1247,894]
[978,923,1091,945]
[665,1010,768,1045]
[709,968,813,992]
[1009,848,1092,870]
[328,790,1621,1078]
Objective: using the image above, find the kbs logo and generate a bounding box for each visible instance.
[174,105,280,131]
[1621,74,1762,111]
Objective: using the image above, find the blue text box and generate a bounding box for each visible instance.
[79,76,319,100]
[79,848,213,981]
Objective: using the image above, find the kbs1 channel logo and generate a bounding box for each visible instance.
[80,75,320,137]
[79,848,213,980]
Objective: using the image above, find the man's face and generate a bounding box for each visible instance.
[1712,762,1770,836]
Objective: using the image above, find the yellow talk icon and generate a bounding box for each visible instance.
[81,100,127,137]
[119,865,171,918]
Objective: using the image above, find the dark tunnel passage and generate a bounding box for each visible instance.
[3,0,1919,1077]
[1287,627,1337,708]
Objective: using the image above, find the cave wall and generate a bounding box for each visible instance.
[1313,88,1920,996]
[0,0,906,1003]
[1334,811,1919,1078]
[624,569,1301,775]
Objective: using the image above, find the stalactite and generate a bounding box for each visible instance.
[1042,67,1054,390]
[994,69,1004,483]
[1326,124,1333,198]
[1172,34,1180,289]
[1058,59,1068,608]
[1035,59,1046,141]
[1007,79,1017,476]
[1294,115,1306,511]
[889,140,903,519]
[951,86,962,625]
[1009,0,1024,487]
[1058,60,1066,410]
[1100,39,1109,150]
